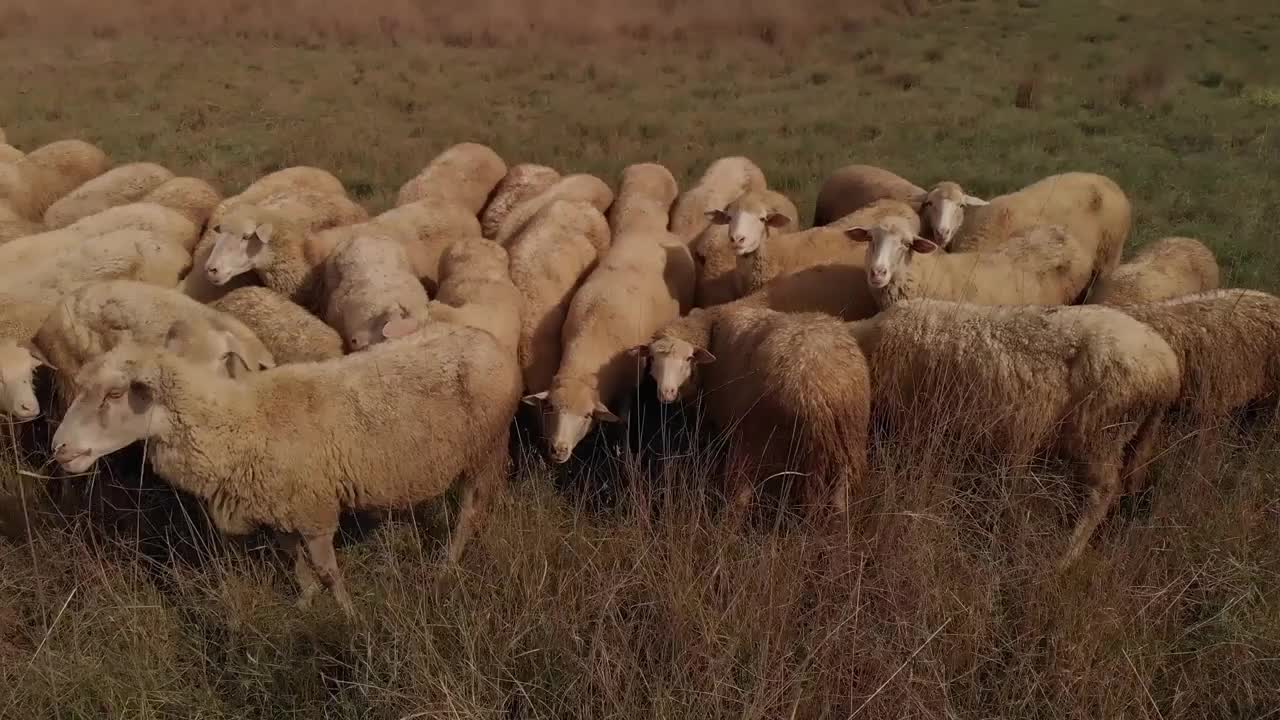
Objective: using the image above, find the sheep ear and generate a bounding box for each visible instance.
[381,317,418,339]
[221,351,251,379]
[20,340,52,368]
[692,347,716,364]
[593,401,622,423]
[910,236,940,254]
[253,222,274,243]
[962,194,988,207]
[163,320,193,353]
[520,391,549,407]
[764,212,791,229]
[705,209,731,225]
[907,192,929,211]
[844,226,872,243]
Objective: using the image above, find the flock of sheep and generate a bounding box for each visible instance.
[1,126,1276,615]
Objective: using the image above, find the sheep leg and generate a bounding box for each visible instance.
[445,449,505,565]
[1120,408,1166,495]
[282,531,322,609]
[1059,459,1121,571]
[723,447,756,527]
[302,531,354,615]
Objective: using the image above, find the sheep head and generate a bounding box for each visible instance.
[845,212,936,290]
[521,379,620,464]
[0,339,50,420]
[635,336,714,404]
[164,320,269,377]
[205,208,275,286]
[912,181,987,247]
[350,303,426,352]
[706,192,792,256]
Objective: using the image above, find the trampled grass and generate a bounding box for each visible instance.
[2,0,1279,717]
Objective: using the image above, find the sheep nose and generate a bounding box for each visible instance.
[19,401,35,416]
[658,388,677,403]
[551,444,571,462]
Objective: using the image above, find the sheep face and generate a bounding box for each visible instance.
[205,213,273,286]
[917,182,987,247]
[638,337,714,404]
[349,305,422,352]
[845,216,937,290]
[52,344,173,474]
[0,340,48,420]
[521,381,621,464]
[706,198,791,256]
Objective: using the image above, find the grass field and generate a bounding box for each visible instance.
[2,0,1280,717]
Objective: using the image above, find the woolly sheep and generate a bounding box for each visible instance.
[494,174,614,247]
[395,142,508,214]
[51,321,522,614]
[43,162,175,229]
[912,181,990,248]
[480,164,560,240]
[1118,289,1280,422]
[0,302,54,419]
[702,188,806,300]
[210,287,344,364]
[668,156,766,244]
[0,227,190,296]
[949,172,1131,284]
[607,163,679,237]
[847,298,1179,568]
[509,199,612,394]
[0,139,110,220]
[812,164,925,227]
[523,227,695,462]
[140,176,223,228]
[845,200,1093,309]
[58,197,213,255]
[405,238,523,357]
[323,234,431,352]
[0,144,22,164]
[1090,236,1220,306]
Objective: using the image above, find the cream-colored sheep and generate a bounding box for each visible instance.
[846,200,1093,309]
[0,139,110,220]
[913,180,990,248]
[607,163,679,237]
[395,142,507,214]
[1090,236,1220,306]
[508,199,612,394]
[0,144,22,164]
[51,321,521,614]
[811,164,925,227]
[140,177,223,228]
[701,188,803,301]
[480,164,560,240]
[60,199,211,255]
[949,172,1131,285]
[401,238,522,357]
[523,228,695,462]
[0,227,190,296]
[495,174,614,247]
[847,298,1179,568]
[323,234,431,352]
[0,303,54,419]
[43,162,175,229]
[211,287,345,364]
[668,156,766,244]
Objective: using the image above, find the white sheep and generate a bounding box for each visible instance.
[811,164,925,227]
[846,298,1180,568]
[668,156,766,244]
[494,174,614,247]
[0,227,190,296]
[210,287,345,364]
[480,164,560,240]
[606,162,679,237]
[508,199,612,394]
[395,142,508,214]
[1089,236,1220,306]
[912,180,990,248]
[0,309,53,419]
[323,234,431,352]
[701,188,805,300]
[844,199,1093,309]
[0,139,110,220]
[51,321,522,614]
[43,162,175,229]
[397,238,522,357]
[139,176,223,228]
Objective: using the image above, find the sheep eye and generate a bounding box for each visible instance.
[212,224,222,234]
[106,389,125,401]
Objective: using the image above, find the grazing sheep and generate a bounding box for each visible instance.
[1090,236,1220,306]
[812,164,925,227]
[140,176,223,228]
[43,162,175,229]
[480,164,560,240]
[495,174,615,247]
[949,172,1132,284]
[211,287,345,364]
[0,144,22,164]
[51,321,522,614]
[523,226,695,462]
[0,139,110,220]
[0,305,53,419]
[323,234,431,352]
[668,156,766,244]
[1118,289,1280,422]
[846,298,1179,568]
[845,200,1093,309]
[607,163,679,237]
[0,200,39,243]
[702,188,804,300]
[913,180,989,248]
[509,199,612,394]
[395,142,507,214]
[406,238,523,357]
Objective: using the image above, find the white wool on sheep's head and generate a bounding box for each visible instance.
[637,337,714,405]
[845,213,937,290]
[204,210,274,286]
[0,340,48,420]
[917,181,987,247]
[705,194,792,256]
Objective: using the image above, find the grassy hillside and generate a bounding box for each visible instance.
[2,0,1279,717]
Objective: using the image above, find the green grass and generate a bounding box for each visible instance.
[3,0,1280,717]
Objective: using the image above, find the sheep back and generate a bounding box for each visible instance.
[495,174,615,247]
[607,162,679,237]
[211,286,344,364]
[480,164,560,240]
[0,139,110,220]
[43,162,175,229]
[395,142,508,214]
[427,238,523,357]
[669,156,766,243]
[812,164,924,227]
[1090,236,1220,306]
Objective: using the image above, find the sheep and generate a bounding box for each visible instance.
[910,181,989,249]
[400,238,523,357]
[701,188,804,301]
[209,166,347,226]
[607,162,679,237]
[1089,236,1220,306]
[480,164,560,240]
[395,142,508,214]
[0,139,110,220]
[43,162,175,229]
[0,144,22,164]
[211,287,345,364]
[494,174,614,247]
[846,298,1180,568]
[34,280,276,414]
[844,200,1093,309]
[51,321,522,614]
[323,234,431,352]
[0,200,39,243]
[508,199,612,394]
[0,227,190,296]
[1117,289,1280,423]
[140,176,223,228]
[812,164,925,227]
[668,156,766,244]
[58,195,215,255]
[523,227,695,462]
[949,172,1132,284]
[0,304,54,419]
[198,190,370,305]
